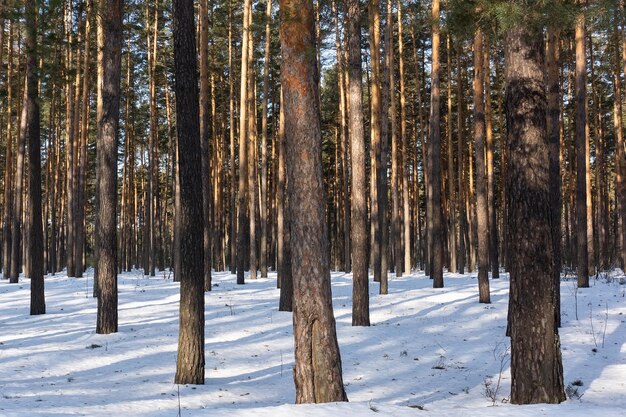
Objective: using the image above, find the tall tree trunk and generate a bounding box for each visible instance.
[247,13,258,281]
[25,0,44,314]
[575,9,589,288]
[369,0,382,283]
[3,21,14,279]
[473,26,490,303]
[10,78,26,283]
[228,0,236,274]
[76,0,92,278]
[456,43,466,274]
[281,0,348,403]
[428,0,443,288]
[260,0,272,278]
[485,39,499,279]
[199,0,212,290]
[95,0,122,335]
[277,89,292,311]
[236,0,251,284]
[547,25,562,328]
[505,23,565,405]
[388,0,400,276]
[446,28,456,275]
[398,2,410,275]
[172,0,205,385]
[617,0,626,270]
[379,0,391,293]
[346,0,369,327]
[65,0,76,278]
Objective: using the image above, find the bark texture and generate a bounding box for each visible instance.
[173,0,205,385]
[280,1,347,403]
[95,0,122,335]
[505,24,565,405]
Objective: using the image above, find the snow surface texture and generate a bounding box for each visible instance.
[1,269,625,416]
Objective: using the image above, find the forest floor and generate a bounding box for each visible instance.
[0,268,625,416]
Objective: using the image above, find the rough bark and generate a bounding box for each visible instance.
[473,27,490,303]
[280,0,347,402]
[505,23,565,405]
[346,0,369,326]
[95,0,122,335]
[172,0,205,385]
[25,0,45,315]
[547,25,562,328]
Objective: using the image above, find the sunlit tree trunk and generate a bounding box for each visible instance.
[428,0,443,288]
[473,26,490,303]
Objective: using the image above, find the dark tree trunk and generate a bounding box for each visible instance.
[280,0,347,402]
[277,90,292,312]
[346,0,370,327]
[3,21,14,279]
[199,0,212,291]
[504,23,565,405]
[172,0,205,385]
[473,27,490,303]
[485,41,499,279]
[25,0,45,315]
[547,25,562,328]
[95,0,122,335]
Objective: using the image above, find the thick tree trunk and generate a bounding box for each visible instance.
[505,23,565,405]
[280,0,347,402]
[172,0,205,385]
[473,27,490,303]
[95,0,122,335]
[346,0,369,327]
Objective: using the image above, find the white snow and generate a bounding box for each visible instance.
[1,269,625,416]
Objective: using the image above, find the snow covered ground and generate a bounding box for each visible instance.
[1,268,625,416]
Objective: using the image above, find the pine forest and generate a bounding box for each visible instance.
[0,0,625,416]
